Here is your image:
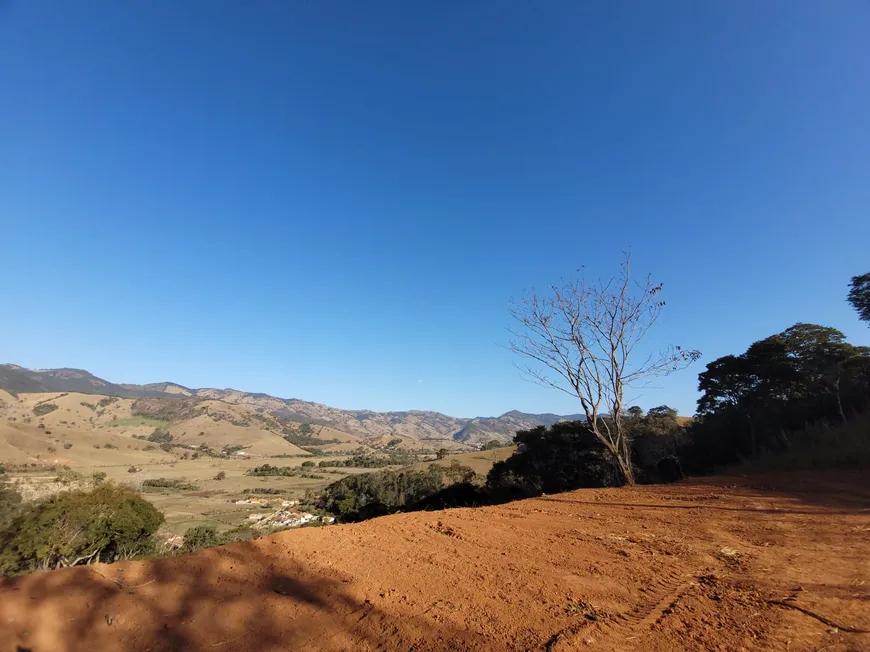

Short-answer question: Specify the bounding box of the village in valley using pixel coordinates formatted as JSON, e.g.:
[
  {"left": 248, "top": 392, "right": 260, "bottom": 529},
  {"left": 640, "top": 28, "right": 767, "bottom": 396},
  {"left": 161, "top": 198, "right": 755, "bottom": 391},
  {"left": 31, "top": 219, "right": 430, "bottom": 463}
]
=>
[{"left": 234, "top": 497, "right": 335, "bottom": 530}]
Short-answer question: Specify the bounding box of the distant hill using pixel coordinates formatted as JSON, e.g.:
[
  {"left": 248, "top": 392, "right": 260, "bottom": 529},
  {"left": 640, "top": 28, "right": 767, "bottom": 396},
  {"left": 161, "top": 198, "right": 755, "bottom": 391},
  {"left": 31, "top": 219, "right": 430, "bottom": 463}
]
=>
[
  {"left": 453, "top": 410, "right": 586, "bottom": 444},
  {"left": 0, "top": 363, "right": 585, "bottom": 446}
]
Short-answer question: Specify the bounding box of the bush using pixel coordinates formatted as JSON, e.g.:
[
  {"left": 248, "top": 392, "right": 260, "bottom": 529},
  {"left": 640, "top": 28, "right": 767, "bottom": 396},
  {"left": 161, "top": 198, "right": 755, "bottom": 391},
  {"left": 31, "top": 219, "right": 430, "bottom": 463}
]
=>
[
  {"left": 301, "top": 461, "right": 315, "bottom": 468},
  {"left": 214, "top": 471, "right": 226, "bottom": 481},
  {"left": 486, "top": 422, "right": 621, "bottom": 497},
  {"left": 63, "top": 442, "right": 73, "bottom": 450},
  {"left": 141, "top": 478, "right": 198, "bottom": 491},
  {"left": 182, "top": 525, "right": 220, "bottom": 552},
  {"left": 131, "top": 397, "right": 200, "bottom": 422},
  {"left": 0, "top": 483, "right": 164, "bottom": 575},
  {"left": 32, "top": 403, "right": 58, "bottom": 416},
  {"left": 245, "top": 464, "right": 323, "bottom": 479},
  {"left": 0, "top": 479, "right": 22, "bottom": 528},
  {"left": 219, "top": 524, "right": 259, "bottom": 544},
  {"left": 147, "top": 428, "right": 174, "bottom": 444},
  {"left": 320, "top": 462, "right": 478, "bottom": 522},
  {"left": 317, "top": 450, "right": 416, "bottom": 469},
  {"left": 55, "top": 469, "right": 83, "bottom": 485}
]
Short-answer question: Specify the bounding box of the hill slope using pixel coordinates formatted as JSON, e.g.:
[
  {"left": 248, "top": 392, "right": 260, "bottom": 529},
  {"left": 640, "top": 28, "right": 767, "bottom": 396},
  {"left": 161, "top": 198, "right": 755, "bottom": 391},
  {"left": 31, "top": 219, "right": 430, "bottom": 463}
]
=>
[
  {"left": 1, "top": 472, "right": 867, "bottom": 651},
  {"left": 1, "top": 364, "right": 586, "bottom": 445}
]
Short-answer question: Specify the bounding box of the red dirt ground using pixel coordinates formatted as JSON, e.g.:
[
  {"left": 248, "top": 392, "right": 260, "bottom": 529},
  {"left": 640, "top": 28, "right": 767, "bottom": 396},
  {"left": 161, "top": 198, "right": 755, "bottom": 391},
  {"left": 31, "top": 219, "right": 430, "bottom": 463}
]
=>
[{"left": 1, "top": 471, "right": 869, "bottom": 651}]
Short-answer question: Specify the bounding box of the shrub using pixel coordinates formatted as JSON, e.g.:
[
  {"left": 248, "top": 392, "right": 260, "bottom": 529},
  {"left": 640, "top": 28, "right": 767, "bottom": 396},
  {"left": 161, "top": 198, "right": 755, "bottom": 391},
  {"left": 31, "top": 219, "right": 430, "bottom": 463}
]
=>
[
  {"left": 33, "top": 403, "right": 58, "bottom": 416},
  {"left": 214, "top": 471, "right": 226, "bottom": 481},
  {"left": 147, "top": 429, "right": 174, "bottom": 444},
  {"left": 159, "top": 442, "right": 173, "bottom": 452},
  {"left": 486, "top": 422, "right": 621, "bottom": 497},
  {"left": 0, "top": 479, "right": 22, "bottom": 528},
  {"left": 0, "top": 483, "right": 163, "bottom": 575},
  {"left": 91, "top": 471, "right": 107, "bottom": 484},
  {"left": 131, "top": 397, "right": 200, "bottom": 421},
  {"left": 301, "top": 461, "right": 315, "bottom": 468},
  {"left": 63, "top": 443, "right": 73, "bottom": 450},
  {"left": 141, "top": 478, "right": 198, "bottom": 491},
  {"left": 182, "top": 525, "right": 220, "bottom": 552},
  {"left": 219, "top": 524, "right": 258, "bottom": 544},
  {"left": 55, "top": 469, "right": 84, "bottom": 485},
  {"left": 320, "top": 463, "right": 477, "bottom": 522}
]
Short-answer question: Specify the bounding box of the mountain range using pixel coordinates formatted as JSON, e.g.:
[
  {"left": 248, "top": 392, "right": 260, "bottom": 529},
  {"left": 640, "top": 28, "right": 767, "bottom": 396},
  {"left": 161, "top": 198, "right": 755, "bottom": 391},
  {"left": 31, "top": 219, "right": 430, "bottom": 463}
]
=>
[{"left": 0, "top": 364, "right": 583, "bottom": 445}]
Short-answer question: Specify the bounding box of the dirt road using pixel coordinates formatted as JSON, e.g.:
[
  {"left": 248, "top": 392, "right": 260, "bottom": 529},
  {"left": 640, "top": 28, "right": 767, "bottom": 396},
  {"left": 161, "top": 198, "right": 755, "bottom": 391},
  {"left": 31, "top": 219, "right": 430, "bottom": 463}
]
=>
[{"left": 1, "top": 471, "right": 868, "bottom": 651}]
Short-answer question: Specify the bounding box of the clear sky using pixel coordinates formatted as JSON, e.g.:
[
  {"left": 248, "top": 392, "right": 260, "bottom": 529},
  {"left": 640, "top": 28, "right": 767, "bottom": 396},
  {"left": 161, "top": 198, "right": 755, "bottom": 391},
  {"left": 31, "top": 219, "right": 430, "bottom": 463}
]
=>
[{"left": 1, "top": 1, "right": 868, "bottom": 418}]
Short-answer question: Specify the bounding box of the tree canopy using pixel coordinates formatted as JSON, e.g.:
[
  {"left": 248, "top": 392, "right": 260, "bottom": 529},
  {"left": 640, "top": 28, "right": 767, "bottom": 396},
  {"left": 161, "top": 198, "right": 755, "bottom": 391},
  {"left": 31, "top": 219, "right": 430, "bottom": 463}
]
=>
[
  {"left": 687, "top": 323, "right": 870, "bottom": 471},
  {"left": 848, "top": 273, "right": 870, "bottom": 325},
  {"left": 0, "top": 483, "right": 164, "bottom": 575}
]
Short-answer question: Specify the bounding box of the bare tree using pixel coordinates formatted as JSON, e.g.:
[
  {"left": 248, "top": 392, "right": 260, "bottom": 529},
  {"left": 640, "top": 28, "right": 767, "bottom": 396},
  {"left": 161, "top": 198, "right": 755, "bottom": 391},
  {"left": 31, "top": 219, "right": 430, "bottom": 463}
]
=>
[{"left": 508, "top": 254, "right": 699, "bottom": 484}]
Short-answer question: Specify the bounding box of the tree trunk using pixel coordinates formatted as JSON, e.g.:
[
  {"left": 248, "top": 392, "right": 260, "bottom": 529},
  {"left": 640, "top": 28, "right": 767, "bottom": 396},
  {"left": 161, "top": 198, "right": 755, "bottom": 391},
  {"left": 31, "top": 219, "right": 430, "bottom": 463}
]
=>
[
  {"left": 607, "top": 444, "right": 635, "bottom": 485},
  {"left": 834, "top": 374, "right": 848, "bottom": 424}
]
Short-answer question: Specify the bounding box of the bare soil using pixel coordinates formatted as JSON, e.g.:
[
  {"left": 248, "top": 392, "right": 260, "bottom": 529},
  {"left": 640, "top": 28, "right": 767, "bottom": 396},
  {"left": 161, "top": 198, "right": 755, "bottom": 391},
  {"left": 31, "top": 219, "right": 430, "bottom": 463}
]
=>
[{"left": 1, "top": 471, "right": 868, "bottom": 651}]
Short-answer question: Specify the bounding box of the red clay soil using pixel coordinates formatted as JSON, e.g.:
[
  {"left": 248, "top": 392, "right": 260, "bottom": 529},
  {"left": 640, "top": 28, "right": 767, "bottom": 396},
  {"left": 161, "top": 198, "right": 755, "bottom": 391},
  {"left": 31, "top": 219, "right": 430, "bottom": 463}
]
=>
[{"left": 1, "top": 471, "right": 869, "bottom": 651}]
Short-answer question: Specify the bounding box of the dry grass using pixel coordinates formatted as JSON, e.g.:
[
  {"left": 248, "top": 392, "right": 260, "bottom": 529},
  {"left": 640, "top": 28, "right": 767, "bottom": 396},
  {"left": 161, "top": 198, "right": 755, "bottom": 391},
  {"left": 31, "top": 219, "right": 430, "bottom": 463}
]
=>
[{"left": 409, "top": 446, "right": 516, "bottom": 476}]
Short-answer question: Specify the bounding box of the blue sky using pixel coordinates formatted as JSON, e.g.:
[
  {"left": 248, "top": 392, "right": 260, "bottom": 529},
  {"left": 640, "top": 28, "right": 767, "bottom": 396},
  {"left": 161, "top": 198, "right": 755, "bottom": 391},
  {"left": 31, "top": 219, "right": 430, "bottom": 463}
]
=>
[{"left": 1, "top": 1, "right": 868, "bottom": 417}]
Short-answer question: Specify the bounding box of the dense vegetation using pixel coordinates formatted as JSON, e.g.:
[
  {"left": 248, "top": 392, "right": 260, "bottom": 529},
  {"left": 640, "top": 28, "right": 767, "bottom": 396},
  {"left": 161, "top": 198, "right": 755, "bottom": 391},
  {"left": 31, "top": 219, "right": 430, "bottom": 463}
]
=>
[
  {"left": 681, "top": 322, "right": 870, "bottom": 473},
  {"left": 246, "top": 464, "right": 325, "bottom": 479},
  {"left": 0, "top": 483, "right": 163, "bottom": 575},
  {"left": 131, "top": 397, "right": 202, "bottom": 421},
  {"left": 319, "top": 461, "right": 477, "bottom": 521},
  {"left": 279, "top": 421, "right": 341, "bottom": 447},
  {"left": 317, "top": 449, "right": 416, "bottom": 468},
  {"left": 32, "top": 402, "right": 58, "bottom": 416},
  {"left": 141, "top": 478, "right": 199, "bottom": 491}
]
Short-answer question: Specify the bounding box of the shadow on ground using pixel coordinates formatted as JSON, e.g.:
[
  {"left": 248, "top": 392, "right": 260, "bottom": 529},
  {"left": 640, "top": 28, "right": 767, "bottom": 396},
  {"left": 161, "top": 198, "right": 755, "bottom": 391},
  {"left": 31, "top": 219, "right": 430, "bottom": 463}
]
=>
[{"left": 0, "top": 540, "right": 476, "bottom": 652}]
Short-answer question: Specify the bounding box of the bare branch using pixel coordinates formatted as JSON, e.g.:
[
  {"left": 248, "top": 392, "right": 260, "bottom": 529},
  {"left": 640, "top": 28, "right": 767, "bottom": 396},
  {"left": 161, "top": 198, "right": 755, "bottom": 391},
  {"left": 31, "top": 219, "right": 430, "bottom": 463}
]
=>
[{"left": 508, "top": 253, "right": 700, "bottom": 484}]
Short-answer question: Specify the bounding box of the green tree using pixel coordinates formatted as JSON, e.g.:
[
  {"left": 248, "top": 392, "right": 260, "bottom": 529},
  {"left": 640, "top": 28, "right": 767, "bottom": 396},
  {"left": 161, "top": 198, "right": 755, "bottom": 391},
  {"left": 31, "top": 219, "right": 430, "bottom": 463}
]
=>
[
  {"left": 182, "top": 525, "right": 220, "bottom": 552},
  {"left": 626, "top": 406, "right": 644, "bottom": 420},
  {"left": 689, "top": 323, "right": 870, "bottom": 470},
  {"left": 0, "top": 483, "right": 163, "bottom": 575},
  {"left": 848, "top": 273, "right": 870, "bottom": 324},
  {"left": 487, "top": 421, "right": 618, "bottom": 496}
]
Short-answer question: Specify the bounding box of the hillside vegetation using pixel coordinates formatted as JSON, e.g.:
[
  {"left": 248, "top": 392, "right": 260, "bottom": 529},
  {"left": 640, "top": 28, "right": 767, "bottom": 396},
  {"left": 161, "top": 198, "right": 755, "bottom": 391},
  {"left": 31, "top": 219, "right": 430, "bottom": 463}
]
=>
[{"left": 0, "top": 363, "right": 592, "bottom": 446}]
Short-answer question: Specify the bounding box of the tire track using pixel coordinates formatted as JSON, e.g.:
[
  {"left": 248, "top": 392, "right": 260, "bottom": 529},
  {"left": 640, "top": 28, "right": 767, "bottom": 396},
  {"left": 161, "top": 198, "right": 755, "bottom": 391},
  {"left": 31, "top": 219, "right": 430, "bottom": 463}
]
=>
[{"left": 545, "top": 566, "right": 699, "bottom": 650}]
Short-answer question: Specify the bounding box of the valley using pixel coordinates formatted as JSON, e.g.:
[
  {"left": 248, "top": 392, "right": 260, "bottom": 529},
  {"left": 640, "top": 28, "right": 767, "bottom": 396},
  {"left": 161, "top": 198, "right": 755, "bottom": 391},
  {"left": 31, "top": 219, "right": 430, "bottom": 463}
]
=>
[{"left": 0, "top": 368, "right": 528, "bottom": 534}]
